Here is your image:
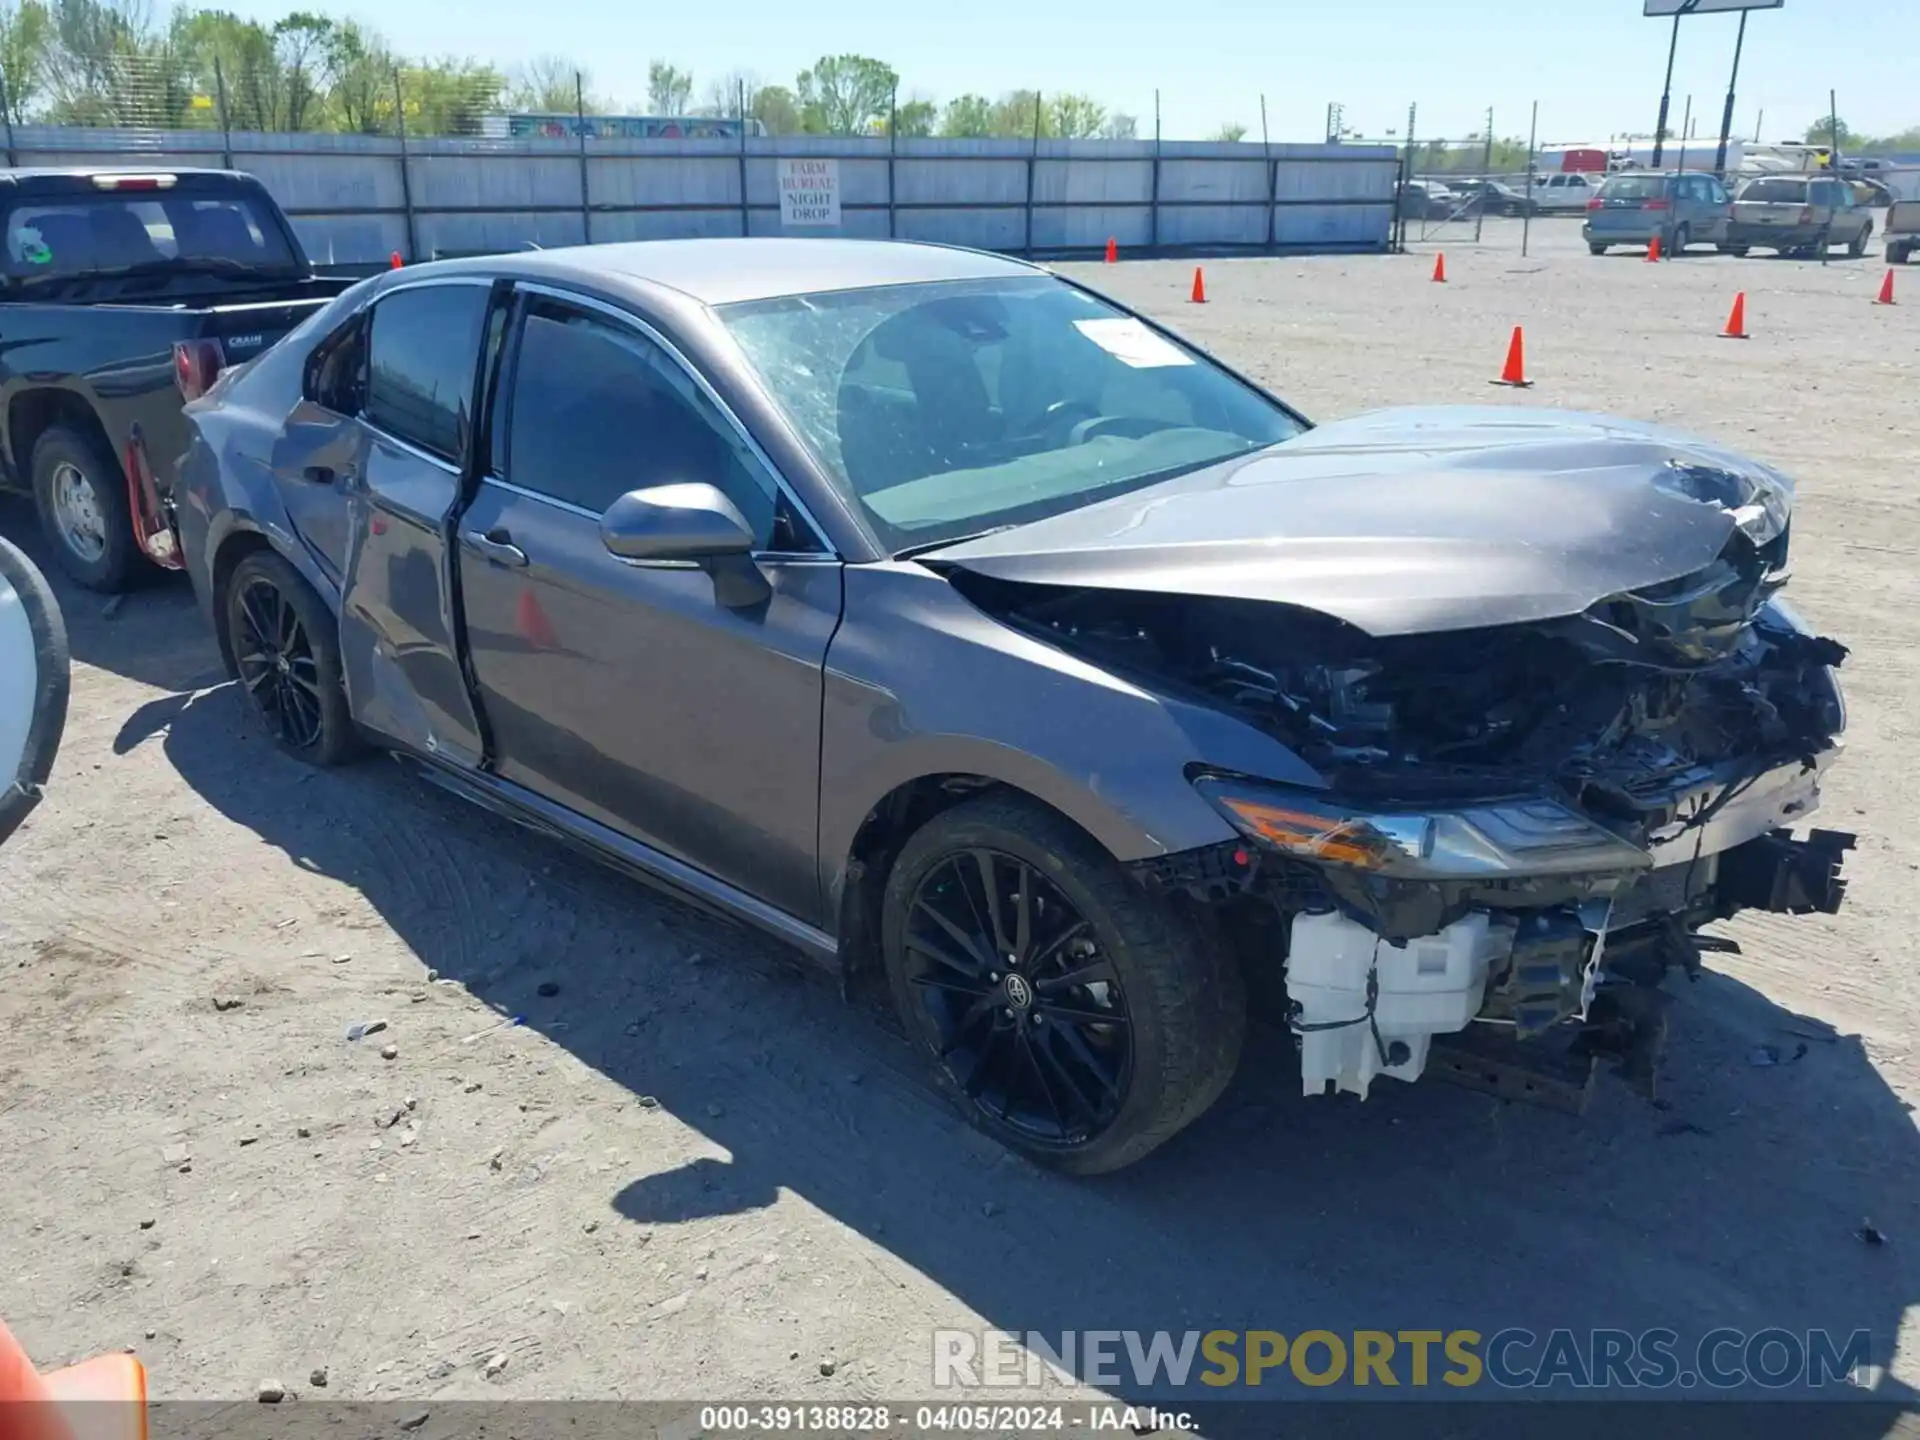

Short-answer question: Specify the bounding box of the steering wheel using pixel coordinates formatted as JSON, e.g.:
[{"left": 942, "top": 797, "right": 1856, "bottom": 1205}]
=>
[
  {"left": 1021, "top": 397, "right": 1101, "bottom": 441},
  {"left": 0, "top": 534, "right": 70, "bottom": 850}
]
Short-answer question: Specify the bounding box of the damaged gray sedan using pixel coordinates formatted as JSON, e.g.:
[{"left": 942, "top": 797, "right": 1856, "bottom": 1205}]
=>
[{"left": 170, "top": 239, "right": 1851, "bottom": 1174}]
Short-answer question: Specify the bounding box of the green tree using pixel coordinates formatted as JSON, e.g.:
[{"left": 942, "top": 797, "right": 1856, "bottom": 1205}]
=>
[
  {"left": 1101, "top": 112, "right": 1137, "bottom": 140},
  {"left": 889, "top": 95, "right": 935, "bottom": 137},
  {"left": 318, "top": 17, "right": 392, "bottom": 133},
  {"left": 1049, "top": 92, "right": 1104, "bottom": 139},
  {"left": 990, "top": 88, "right": 1048, "bottom": 138},
  {"left": 397, "top": 56, "right": 501, "bottom": 136},
  {"left": 646, "top": 59, "right": 690, "bottom": 115},
  {"left": 750, "top": 81, "right": 799, "bottom": 134},
  {"left": 1871, "top": 124, "right": 1920, "bottom": 150},
  {"left": 938, "top": 92, "right": 992, "bottom": 137},
  {"left": 795, "top": 52, "right": 894, "bottom": 134},
  {"left": 0, "top": 0, "right": 53, "bottom": 123},
  {"left": 1209, "top": 121, "right": 1247, "bottom": 142},
  {"left": 46, "top": 0, "right": 191, "bottom": 128},
  {"left": 1804, "top": 115, "right": 1853, "bottom": 147}
]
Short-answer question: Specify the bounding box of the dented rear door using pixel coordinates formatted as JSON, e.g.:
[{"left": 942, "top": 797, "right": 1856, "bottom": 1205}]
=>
[{"left": 331, "top": 278, "right": 495, "bottom": 768}]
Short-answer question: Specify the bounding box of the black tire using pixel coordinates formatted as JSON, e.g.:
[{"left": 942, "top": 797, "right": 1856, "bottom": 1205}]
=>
[
  {"left": 1848, "top": 222, "right": 1870, "bottom": 258},
  {"left": 881, "top": 792, "right": 1245, "bottom": 1176},
  {"left": 1668, "top": 223, "right": 1691, "bottom": 255},
  {"left": 222, "top": 550, "right": 359, "bottom": 767},
  {"left": 1588, "top": 243, "right": 1608, "bottom": 256},
  {"left": 30, "top": 425, "right": 140, "bottom": 593}
]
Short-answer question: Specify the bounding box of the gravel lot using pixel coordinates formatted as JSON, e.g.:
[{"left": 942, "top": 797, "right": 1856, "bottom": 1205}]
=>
[{"left": 3, "top": 216, "right": 1918, "bottom": 1412}]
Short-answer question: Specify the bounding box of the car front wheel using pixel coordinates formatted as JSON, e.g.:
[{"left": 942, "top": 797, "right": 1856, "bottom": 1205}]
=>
[
  {"left": 223, "top": 550, "right": 359, "bottom": 767},
  {"left": 882, "top": 793, "right": 1245, "bottom": 1175}
]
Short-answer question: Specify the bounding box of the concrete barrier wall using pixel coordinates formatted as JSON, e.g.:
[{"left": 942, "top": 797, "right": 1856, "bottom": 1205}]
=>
[{"left": 6, "top": 125, "right": 1400, "bottom": 263}]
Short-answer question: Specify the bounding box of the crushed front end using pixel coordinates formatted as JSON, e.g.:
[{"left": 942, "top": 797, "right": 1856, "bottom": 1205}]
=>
[{"left": 978, "top": 468, "right": 1854, "bottom": 1109}]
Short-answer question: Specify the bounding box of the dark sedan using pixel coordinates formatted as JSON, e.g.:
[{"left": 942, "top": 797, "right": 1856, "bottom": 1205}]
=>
[
  {"left": 171, "top": 239, "right": 1854, "bottom": 1173},
  {"left": 1449, "top": 179, "right": 1535, "bottom": 216}
]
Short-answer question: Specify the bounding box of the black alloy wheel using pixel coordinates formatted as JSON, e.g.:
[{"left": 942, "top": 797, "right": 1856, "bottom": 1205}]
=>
[
  {"left": 902, "top": 846, "right": 1133, "bottom": 1149},
  {"left": 222, "top": 550, "right": 358, "bottom": 767},
  {"left": 234, "top": 574, "right": 324, "bottom": 751}
]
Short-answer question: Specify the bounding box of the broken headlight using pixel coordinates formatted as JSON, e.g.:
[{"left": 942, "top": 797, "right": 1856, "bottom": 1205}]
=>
[{"left": 1195, "top": 778, "right": 1653, "bottom": 881}]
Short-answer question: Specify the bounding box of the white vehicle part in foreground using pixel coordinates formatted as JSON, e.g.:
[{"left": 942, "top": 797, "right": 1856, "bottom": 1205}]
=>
[
  {"left": 1287, "top": 910, "right": 1516, "bottom": 1098},
  {"left": 0, "top": 564, "right": 38, "bottom": 784},
  {"left": 0, "top": 535, "right": 71, "bottom": 849}
]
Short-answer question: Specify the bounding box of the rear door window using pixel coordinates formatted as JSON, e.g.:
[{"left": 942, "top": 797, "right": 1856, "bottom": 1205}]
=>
[
  {"left": 1602, "top": 175, "right": 1667, "bottom": 201},
  {"left": 363, "top": 284, "right": 490, "bottom": 464},
  {"left": 1742, "top": 178, "right": 1807, "bottom": 204}
]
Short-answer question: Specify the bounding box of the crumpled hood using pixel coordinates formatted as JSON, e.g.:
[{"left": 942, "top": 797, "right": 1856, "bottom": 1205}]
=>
[{"left": 930, "top": 406, "right": 1795, "bottom": 637}]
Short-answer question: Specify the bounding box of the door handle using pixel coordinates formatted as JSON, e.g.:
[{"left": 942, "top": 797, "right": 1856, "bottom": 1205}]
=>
[
  {"left": 302, "top": 464, "right": 350, "bottom": 485},
  {"left": 466, "top": 527, "right": 528, "bottom": 567}
]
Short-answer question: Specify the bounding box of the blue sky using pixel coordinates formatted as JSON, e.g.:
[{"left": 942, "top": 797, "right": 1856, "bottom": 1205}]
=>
[{"left": 222, "top": 0, "right": 1918, "bottom": 144}]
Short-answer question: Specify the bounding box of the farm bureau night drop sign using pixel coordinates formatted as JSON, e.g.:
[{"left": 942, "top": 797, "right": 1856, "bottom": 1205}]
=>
[{"left": 780, "top": 158, "right": 841, "bottom": 227}]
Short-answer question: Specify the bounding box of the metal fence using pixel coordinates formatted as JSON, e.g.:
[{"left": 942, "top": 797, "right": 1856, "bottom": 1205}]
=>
[
  {"left": 1, "top": 123, "right": 1403, "bottom": 265},
  {"left": 0, "top": 45, "right": 1404, "bottom": 262}
]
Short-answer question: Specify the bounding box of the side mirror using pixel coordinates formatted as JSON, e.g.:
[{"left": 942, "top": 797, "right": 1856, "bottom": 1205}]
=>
[{"left": 601, "top": 483, "right": 756, "bottom": 563}]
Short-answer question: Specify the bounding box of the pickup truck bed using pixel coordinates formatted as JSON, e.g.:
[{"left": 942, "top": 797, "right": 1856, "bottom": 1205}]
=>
[{"left": 0, "top": 167, "right": 356, "bottom": 590}]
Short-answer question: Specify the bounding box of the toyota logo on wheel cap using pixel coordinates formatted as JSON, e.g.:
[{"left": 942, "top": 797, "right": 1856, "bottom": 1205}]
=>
[{"left": 1003, "top": 973, "right": 1034, "bottom": 1009}]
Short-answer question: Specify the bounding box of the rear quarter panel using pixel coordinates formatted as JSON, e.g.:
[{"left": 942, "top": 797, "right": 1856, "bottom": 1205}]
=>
[{"left": 176, "top": 287, "right": 368, "bottom": 637}]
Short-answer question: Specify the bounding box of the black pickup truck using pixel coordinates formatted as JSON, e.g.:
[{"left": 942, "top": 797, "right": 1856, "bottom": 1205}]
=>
[{"left": 0, "top": 167, "right": 358, "bottom": 590}]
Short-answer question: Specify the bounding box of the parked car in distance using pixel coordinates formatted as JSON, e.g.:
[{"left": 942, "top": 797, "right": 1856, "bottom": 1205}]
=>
[
  {"left": 1396, "top": 178, "right": 1457, "bottom": 219},
  {"left": 1527, "top": 171, "right": 1604, "bottom": 213},
  {"left": 173, "top": 238, "right": 1854, "bottom": 1174},
  {"left": 1886, "top": 200, "right": 1920, "bottom": 264},
  {"left": 0, "top": 167, "right": 356, "bottom": 590},
  {"left": 1448, "top": 179, "right": 1535, "bottom": 216},
  {"left": 1726, "top": 174, "right": 1875, "bottom": 257},
  {"left": 1583, "top": 170, "right": 1732, "bottom": 255}
]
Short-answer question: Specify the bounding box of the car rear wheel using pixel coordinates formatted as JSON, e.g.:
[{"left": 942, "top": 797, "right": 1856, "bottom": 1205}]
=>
[
  {"left": 223, "top": 551, "right": 359, "bottom": 767},
  {"left": 30, "top": 426, "right": 140, "bottom": 593},
  {"left": 1848, "top": 222, "right": 1871, "bottom": 258},
  {"left": 881, "top": 792, "right": 1245, "bottom": 1175},
  {"left": 1588, "top": 243, "right": 1608, "bottom": 256},
  {"left": 1668, "top": 223, "right": 1691, "bottom": 254}
]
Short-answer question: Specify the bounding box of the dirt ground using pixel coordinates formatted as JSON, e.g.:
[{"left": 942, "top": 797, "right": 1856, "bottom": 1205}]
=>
[{"left": 4, "top": 217, "right": 1919, "bottom": 1413}]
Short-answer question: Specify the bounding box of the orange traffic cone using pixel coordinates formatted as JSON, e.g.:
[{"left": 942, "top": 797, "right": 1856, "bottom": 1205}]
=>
[
  {"left": 1490, "top": 326, "right": 1532, "bottom": 388},
  {"left": 1645, "top": 232, "right": 1662, "bottom": 262},
  {"left": 1874, "top": 269, "right": 1896, "bottom": 305},
  {"left": 1190, "top": 267, "right": 1207, "bottom": 303},
  {"left": 1720, "top": 291, "right": 1748, "bottom": 339},
  {"left": 1432, "top": 252, "right": 1447, "bottom": 283},
  {"left": 1104, "top": 237, "right": 1118, "bottom": 264},
  {"left": 389, "top": 250, "right": 403, "bottom": 269}
]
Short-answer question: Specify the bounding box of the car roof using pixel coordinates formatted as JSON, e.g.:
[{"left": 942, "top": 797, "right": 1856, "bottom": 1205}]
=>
[{"left": 428, "top": 237, "right": 1046, "bottom": 307}]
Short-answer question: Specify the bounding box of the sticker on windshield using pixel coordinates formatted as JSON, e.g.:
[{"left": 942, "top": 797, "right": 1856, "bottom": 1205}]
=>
[
  {"left": 1072, "top": 317, "right": 1194, "bottom": 368},
  {"left": 16, "top": 227, "right": 51, "bottom": 265}
]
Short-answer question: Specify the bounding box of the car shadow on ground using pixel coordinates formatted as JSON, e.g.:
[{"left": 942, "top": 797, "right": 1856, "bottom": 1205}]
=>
[
  {"left": 94, "top": 607, "right": 1920, "bottom": 1431},
  {"left": 0, "top": 497, "right": 222, "bottom": 695}
]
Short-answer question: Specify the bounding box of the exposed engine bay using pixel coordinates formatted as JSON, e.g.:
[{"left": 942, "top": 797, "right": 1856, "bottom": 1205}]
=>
[{"left": 947, "top": 511, "right": 1854, "bottom": 1110}]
